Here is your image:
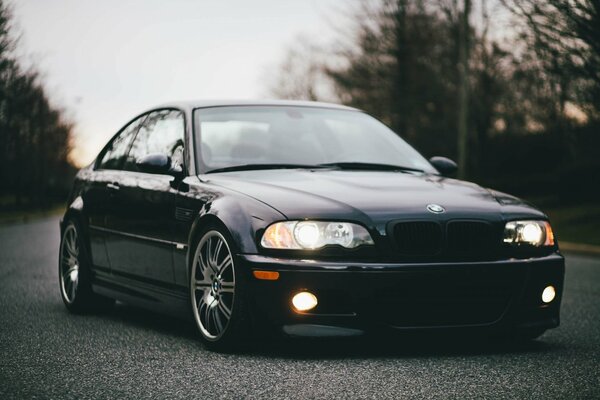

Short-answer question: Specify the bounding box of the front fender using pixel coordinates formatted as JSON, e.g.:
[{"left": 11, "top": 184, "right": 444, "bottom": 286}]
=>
[
  {"left": 61, "top": 195, "right": 85, "bottom": 233},
  {"left": 187, "top": 191, "right": 285, "bottom": 259}
]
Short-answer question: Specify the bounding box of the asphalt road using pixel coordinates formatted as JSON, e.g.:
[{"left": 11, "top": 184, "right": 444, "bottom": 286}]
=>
[{"left": 1, "top": 216, "right": 599, "bottom": 399}]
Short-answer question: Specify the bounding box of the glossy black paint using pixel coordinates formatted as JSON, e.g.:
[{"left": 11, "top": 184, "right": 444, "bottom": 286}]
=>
[
  {"left": 61, "top": 100, "right": 564, "bottom": 336},
  {"left": 136, "top": 153, "right": 177, "bottom": 175},
  {"left": 429, "top": 156, "right": 458, "bottom": 176}
]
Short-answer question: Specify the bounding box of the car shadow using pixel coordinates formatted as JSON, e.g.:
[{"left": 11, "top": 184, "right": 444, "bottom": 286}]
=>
[
  {"left": 98, "top": 301, "right": 199, "bottom": 341},
  {"left": 244, "top": 333, "right": 562, "bottom": 360},
  {"left": 91, "top": 302, "right": 563, "bottom": 359}
]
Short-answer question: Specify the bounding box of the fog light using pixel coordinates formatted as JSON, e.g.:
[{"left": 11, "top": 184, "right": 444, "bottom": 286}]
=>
[
  {"left": 292, "top": 291, "right": 318, "bottom": 312},
  {"left": 542, "top": 285, "right": 556, "bottom": 303}
]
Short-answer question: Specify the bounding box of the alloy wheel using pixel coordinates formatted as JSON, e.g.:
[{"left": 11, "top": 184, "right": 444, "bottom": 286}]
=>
[
  {"left": 60, "top": 224, "right": 80, "bottom": 304},
  {"left": 191, "top": 231, "right": 236, "bottom": 340}
]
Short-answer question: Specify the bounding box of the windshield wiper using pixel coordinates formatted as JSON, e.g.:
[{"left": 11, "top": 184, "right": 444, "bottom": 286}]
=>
[
  {"left": 206, "top": 163, "right": 329, "bottom": 174},
  {"left": 317, "top": 162, "right": 424, "bottom": 173},
  {"left": 206, "top": 162, "right": 424, "bottom": 174}
]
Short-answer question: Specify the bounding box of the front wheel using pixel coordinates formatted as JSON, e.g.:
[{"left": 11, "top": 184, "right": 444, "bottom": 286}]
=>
[{"left": 190, "top": 227, "right": 249, "bottom": 351}]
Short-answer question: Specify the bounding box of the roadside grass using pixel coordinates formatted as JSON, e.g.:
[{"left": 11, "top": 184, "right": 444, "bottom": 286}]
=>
[{"left": 538, "top": 202, "right": 600, "bottom": 246}]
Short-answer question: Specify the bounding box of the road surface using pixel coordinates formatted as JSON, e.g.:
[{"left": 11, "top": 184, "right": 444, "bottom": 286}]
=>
[{"left": 1, "top": 216, "right": 599, "bottom": 398}]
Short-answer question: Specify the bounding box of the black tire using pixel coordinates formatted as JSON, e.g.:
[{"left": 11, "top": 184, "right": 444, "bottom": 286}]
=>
[
  {"left": 59, "top": 219, "right": 114, "bottom": 313},
  {"left": 189, "top": 223, "right": 250, "bottom": 352}
]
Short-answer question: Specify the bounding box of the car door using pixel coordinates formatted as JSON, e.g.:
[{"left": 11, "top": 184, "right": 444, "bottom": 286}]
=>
[
  {"left": 85, "top": 115, "right": 147, "bottom": 273},
  {"left": 103, "top": 109, "right": 185, "bottom": 288}
]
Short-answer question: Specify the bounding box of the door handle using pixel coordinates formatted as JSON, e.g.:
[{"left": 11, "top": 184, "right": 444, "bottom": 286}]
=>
[{"left": 106, "top": 182, "right": 120, "bottom": 191}]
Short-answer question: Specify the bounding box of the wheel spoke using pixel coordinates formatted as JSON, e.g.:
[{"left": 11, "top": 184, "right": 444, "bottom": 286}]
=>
[
  {"left": 197, "top": 297, "right": 208, "bottom": 329},
  {"left": 194, "top": 255, "right": 212, "bottom": 283},
  {"left": 66, "top": 229, "right": 73, "bottom": 247},
  {"left": 198, "top": 295, "right": 208, "bottom": 316},
  {"left": 213, "top": 307, "right": 224, "bottom": 333},
  {"left": 217, "top": 255, "right": 232, "bottom": 275},
  {"left": 206, "top": 237, "right": 213, "bottom": 267},
  {"left": 220, "top": 284, "right": 235, "bottom": 294},
  {"left": 217, "top": 300, "right": 232, "bottom": 319},
  {"left": 194, "top": 279, "right": 211, "bottom": 288},
  {"left": 196, "top": 258, "right": 206, "bottom": 276},
  {"left": 61, "top": 258, "right": 70, "bottom": 270},
  {"left": 201, "top": 248, "right": 217, "bottom": 274},
  {"left": 65, "top": 254, "right": 77, "bottom": 266},
  {"left": 65, "top": 237, "right": 77, "bottom": 257},
  {"left": 62, "top": 267, "right": 76, "bottom": 284},
  {"left": 69, "top": 230, "right": 79, "bottom": 255},
  {"left": 203, "top": 298, "right": 215, "bottom": 332},
  {"left": 213, "top": 240, "right": 223, "bottom": 265},
  {"left": 198, "top": 255, "right": 212, "bottom": 277},
  {"left": 72, "top": 239, "right": 79, "bottom": 256}
]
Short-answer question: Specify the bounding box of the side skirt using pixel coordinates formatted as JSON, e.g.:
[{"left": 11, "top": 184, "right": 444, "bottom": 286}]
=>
[{"left": 92, "top": 268, "right": 191, "bottom": 320}]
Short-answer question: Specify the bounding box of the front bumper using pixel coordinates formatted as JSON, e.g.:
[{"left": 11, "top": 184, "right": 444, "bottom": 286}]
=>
[{"left": 241, "top": 253, "right": 565, "bottom": 337}]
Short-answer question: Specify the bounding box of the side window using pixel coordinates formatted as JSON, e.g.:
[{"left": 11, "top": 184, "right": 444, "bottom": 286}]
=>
[
  {"left": 124, "top": 110, "right": 185, "bottom": 172},
  {"left": 97, "top": 116, "right": 146, "bottom": 170}
]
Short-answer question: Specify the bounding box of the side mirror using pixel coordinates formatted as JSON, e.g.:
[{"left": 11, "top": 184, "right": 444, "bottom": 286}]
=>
[
  {"left": 429, "top": 156, "right": 457, "bottom": 177},
  {"left": 136, "top": 153, "right": 182, "bottom": 176}
]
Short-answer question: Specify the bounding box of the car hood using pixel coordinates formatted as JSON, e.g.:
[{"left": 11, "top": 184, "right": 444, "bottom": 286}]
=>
[{"left": 204, "top": 169, "right": 544, "bottom": 226}]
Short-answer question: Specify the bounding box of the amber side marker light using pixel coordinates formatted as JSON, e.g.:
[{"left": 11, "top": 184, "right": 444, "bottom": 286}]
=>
[{"left": 252, "top": 270, "right": 280, "bottom": 280}]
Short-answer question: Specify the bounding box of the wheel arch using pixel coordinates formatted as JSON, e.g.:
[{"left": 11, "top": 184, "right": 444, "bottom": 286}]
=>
[
  {"left": 185, "top": 194, "right": 284, "bottom": 272},
  {"left": 60, "top": 196, "right": 92, "bottom": 254}
]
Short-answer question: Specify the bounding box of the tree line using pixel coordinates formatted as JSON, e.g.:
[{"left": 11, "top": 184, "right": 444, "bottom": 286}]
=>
[
  {"left": 0, "top": 1, "right": 75, "bottom": 210},
  {"left": 269, "top": 0, "right": 600, "bottom": 201}
]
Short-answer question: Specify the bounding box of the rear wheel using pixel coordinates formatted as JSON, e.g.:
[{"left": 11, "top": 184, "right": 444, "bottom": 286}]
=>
[
  {"left": 59, "top": 220, "right": 114, "bottom": 313},
  {"left": 190, "top": 226, "right": 249, "bottom": 351}
]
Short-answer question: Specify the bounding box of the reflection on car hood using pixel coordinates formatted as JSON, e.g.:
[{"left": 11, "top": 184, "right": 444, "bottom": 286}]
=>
[{"left": 204, "top": 169, "right": 544, "bottom": 225}]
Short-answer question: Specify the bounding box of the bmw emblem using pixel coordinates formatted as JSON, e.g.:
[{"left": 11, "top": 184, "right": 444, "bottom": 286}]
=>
[{"left": 427, "top": 204, "right": 445, "bottom": 214}]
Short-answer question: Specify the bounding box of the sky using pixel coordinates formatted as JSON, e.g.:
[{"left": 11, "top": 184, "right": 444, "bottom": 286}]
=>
[{"left": 12, "top": 0, "right": 343, "bottom": 166}]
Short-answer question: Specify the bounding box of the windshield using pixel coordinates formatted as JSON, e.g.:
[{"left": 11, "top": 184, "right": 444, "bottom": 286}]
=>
[{"left": 194, "top": 106, "right": 436, "bottom": 173}]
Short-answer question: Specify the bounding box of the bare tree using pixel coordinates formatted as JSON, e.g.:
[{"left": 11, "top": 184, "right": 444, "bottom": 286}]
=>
[
  {"left": 266, "top": 36, "right": 331, "bottom": 101},
  {"left": 267, "top": 0, "right": 600, "bottom": 195},
  {"left": 501, "top": 0, "right": 600, "bottom": 119},
  {"left": 457, "top": 0, "right": 471, "bottom": 179},
  {"left": 0, "top": 0, "right": 75, "bottom": 209}
]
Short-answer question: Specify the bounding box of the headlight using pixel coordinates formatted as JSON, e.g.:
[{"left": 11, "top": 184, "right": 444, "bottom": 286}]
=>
[
  {"left": 261, "top": 221, "right": 374, "bottom": 249},
  {"left": 503, "top": 220, "right": 555, "bottom": 247}
]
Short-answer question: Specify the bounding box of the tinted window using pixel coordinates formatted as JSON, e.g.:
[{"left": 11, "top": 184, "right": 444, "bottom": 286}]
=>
[
  {"left": 124, "top": 110, "right": 185, "bottom": 172},
  {"left": 97, "top": 116, "right": 146, "bottom": 170}
]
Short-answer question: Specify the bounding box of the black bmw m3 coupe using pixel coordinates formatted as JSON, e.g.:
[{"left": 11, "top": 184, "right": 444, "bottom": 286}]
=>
[{"left": 59, "top": 100, "right": 564, "bottom": 351}]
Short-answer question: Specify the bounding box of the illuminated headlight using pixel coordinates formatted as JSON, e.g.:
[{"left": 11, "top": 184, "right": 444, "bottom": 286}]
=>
[
  {"left": 503, "top": 220, "right": 555, "bottom": 247},
  {"left": 261, "top": 221, "right": 374, "bottom": 249}
]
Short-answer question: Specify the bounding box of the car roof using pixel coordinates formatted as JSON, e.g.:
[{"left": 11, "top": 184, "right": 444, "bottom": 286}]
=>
[{"left": 152, "top": 99, "right": 361, "bottom": 113}]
